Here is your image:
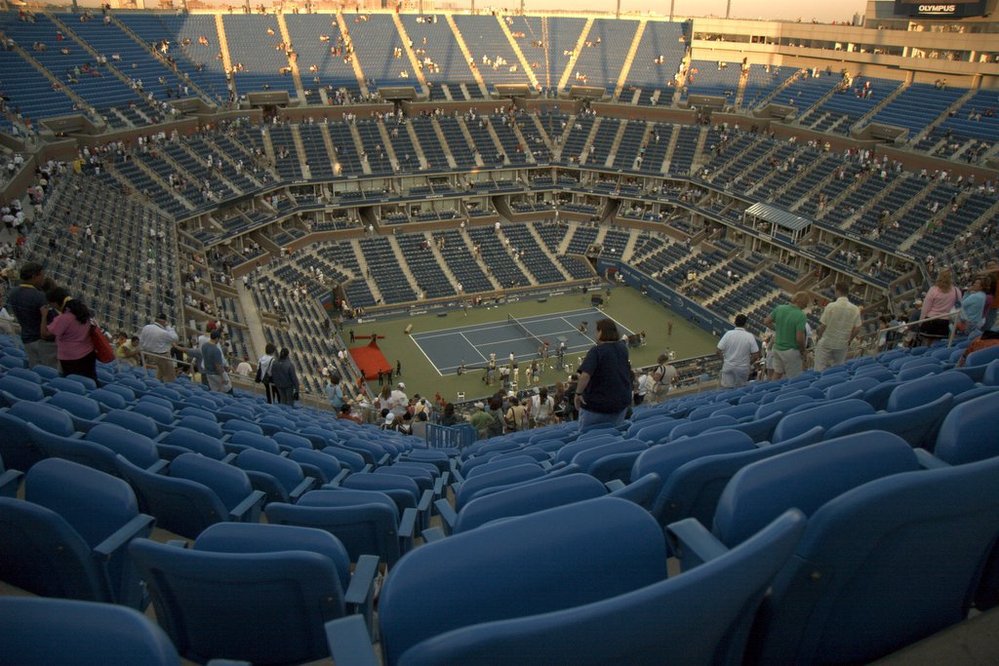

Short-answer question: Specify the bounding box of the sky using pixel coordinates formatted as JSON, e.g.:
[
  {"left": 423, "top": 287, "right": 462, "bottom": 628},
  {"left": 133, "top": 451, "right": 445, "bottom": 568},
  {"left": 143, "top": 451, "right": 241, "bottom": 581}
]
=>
[{"left": 527, "top": 0, "right": 868, "bottom": 23}]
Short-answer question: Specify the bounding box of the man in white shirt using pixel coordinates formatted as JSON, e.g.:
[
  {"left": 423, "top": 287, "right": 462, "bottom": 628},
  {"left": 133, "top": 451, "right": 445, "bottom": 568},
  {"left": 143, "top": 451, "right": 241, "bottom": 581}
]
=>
[
  {"left": 388, "top": 382, "right": 409, "bottom": 417},
  {"left": 235, "top": 356, "right": 254, "bottom": 378},
  {"left": 814, "top": 282, "right": 862, "bottom": 372},
  {"left": 716, "top": 314, "right": 760, "bottom": 388},
  {"left": 139, "top": 312, "right": 179, "bottom": 381}
]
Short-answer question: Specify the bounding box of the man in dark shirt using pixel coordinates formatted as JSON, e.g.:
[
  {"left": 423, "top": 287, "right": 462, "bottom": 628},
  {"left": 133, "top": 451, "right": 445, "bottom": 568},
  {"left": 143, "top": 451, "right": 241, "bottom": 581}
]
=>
[
  {"left": 5, "top": 262, "right": 58, "bottom": 369},
  {"left": 574, "top": 318, "right": 633, "bottom": 431}
]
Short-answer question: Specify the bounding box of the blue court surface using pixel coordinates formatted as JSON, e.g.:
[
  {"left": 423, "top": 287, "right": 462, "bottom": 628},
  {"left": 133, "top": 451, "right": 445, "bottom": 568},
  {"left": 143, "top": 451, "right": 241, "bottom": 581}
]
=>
[{"left": 410, "top": 308, "right": 633, "bottom": 376}]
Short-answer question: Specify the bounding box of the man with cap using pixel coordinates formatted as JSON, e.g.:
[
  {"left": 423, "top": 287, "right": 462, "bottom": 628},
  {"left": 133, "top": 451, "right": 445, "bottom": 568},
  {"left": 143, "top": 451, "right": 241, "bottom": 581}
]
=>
[
  {"left": 388, "top": 381, "right": 408, "bottom": 417},
  {"left": 5, "top": 261, "right": 58, "bottom": 368},
  {"left": 468, "top": 401, "right": 493, "bottom": 439},
  {"left": 139, "top": 312, "right": 180, "bottom": 382}
]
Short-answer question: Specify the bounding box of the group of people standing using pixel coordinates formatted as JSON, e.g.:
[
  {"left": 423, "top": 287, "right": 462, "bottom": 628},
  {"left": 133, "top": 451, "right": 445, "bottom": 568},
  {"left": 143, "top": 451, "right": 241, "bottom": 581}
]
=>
[
  {"left": 717, "top": 282, "right": 863, "bottom": 388},
  {"left": 5, "top": 261, "right": 100, "bottom": 382}
]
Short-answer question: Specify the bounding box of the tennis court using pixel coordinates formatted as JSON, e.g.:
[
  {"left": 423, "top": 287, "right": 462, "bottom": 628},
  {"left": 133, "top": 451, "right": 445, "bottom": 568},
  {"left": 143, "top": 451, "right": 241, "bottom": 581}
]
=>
[{"left": 410, "top": 307, "right": 633, "bottom": 376}]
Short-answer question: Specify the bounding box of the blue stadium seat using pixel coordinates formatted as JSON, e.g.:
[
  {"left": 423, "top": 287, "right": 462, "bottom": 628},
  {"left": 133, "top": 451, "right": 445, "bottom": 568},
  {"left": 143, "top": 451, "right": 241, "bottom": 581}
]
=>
[
  {"left": 130, "top": 522, "right": 377, "bottom": 664},
  {"left": 0, "top": 458, "right": 152, "bottom": 608},
  {"left": 330, "top": 509, "right": 805, "bottom": 666},
  {"left": 116, "top": 452, "right": 264, "bottom": 539},
  {"left": 0, "top": 597, "right": 181, "bottom": 666},
  {"left": 266, "top": 488, "right": 416, "bottom": 568}
]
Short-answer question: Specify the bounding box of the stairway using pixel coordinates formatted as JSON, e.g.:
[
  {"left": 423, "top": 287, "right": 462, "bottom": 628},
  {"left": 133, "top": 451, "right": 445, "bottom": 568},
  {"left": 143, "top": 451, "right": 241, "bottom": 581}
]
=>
[
  {"left": 335, "top": 12, "right": 369, "bottom": 97},
  {"left": 496, "top": 13, "right": 539, "bottom": 91},
  {"left": 660, "top": 125, "right": 680, "bottom": 174},
  {"left": 319, "top": 124, "right": 343, "bottom": 176},
  {"left": 613, "top": 19, "right": 646, "bottom": 101},
  {"left": 457, "top": 118, "right": 486, "bottom": 167},
  {"left": 430, "top": 118, "right": 458, "bottom": 169},
  {"left": 577, "top": 117, "right": 602, "bottom": 166},
  {"left": 605, "top": 120, "right": 629, "bottom": 168},
  {"left": 289, "top": 126, "right": 311, "bottom": 179},
  {"left": 557, "top": 17, "right": 593, "bottom": 93},
  {"left": 275, "top": 13, "right": 305, "bottom": 102},
  {"left": 350, "top": 237, "right": 384, "bottom": 305},
  {"left": 403, "top": 122, "right": 429, "bottom": 170},
  {"left": 527, "top": 224, "right": 572, "bottom": 280},
  {"left": 459, "top": 229, "right": 502, "bottom": 290},
  {"left": 214, "top": 14, "right": 234, "bottom": 80},
  {"left": 377, "top": 122, "right": 401, "bottom": 172},
  {"left": 348, "top": 122, "right": 373, "bottom": 175},
  {"left": 386, "top": 236, "right": 421, "bottom": 296},
  {"left": 446, "top": 14, "right": 488, "bottom": 97},
  {"left": 393, "top": 13, "right": 430, "bottom": 96},
  {"left": 111, "top": 14, "right": 216, "bottom": 102}
]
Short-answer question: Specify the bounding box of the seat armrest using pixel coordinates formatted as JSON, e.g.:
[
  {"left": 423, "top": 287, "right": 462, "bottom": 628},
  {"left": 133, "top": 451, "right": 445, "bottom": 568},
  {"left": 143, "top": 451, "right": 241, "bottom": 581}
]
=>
[
  {"left": 915, "top": 448, "right": 951, "bottom": 469},
  {"left": 223, "top": 442, "right": 248, "bottom": 456},
  {"left": 166, "top": 539, "right": 188, "bottom": 548},
  {"left": 0, "top": 468, "right": 23, "bottom": 497},
  {"left": 604, "top": 479, "right": 625, "bottom": 492},
  {"left": 433, "top": 474, "right": 445, "bottom": 497},
  {"left": 221, "top": 452, "right": 238, "bottom": 464},
  {"left": 154, "top": 443, "right": 189, "bottom": 461},
  {"left": 421, "top": 526, "right": 446, "bottom": 542},
  {"left": 345, "top": 554, "right": 380, "bottom": 631},
  {"left": 399, "top": 507, "right": 418, "bottom": 539},
  {"left": 297, "top": 462, "right": 325, "bottom": 483},
  {"left": 229, "top": 490, "right": 267, "bottom": 522},
  {"left": 417, "top": 488, "right": 434, "bottom": 513},
  {"left": 331, "top": 468, "right": 351, "bottom": 485},
  {"left": 361, "top": 463, "right": 373, "bottom": 473},
  {"left": 93, "top": 513, "right": 155, "bottom": 559},
  {"left": 666, "top": 517, "right": 730, "bottom": 571},
  {"left": 289, "top": 476, "right": 316, "bottom": 501},
  {"left": 325, "top": 615, "right": 380, "bottom": 666},
  {"left": 608, "top": 472, "right": 660, "bottom": 509},
  {"left": 434, "top": 498, "right": 457, "bottom": 533},
  {"left": 146, "top": 459, "right": 169, "bottom": 475},
  {"left": 377, "top": 453, "right": 391, "bottom": 466}
]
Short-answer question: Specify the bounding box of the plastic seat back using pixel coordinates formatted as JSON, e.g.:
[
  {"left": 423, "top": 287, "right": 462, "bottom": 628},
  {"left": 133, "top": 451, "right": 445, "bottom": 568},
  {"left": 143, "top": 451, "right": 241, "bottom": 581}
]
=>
[
  {"left": 378, "top": 497, "right": 668, "bottom": 666},
  {"left": 656, "top": 427, "right": 825, "bottom": 528},
  {"left": 886, "top": 370, "right": 975, "bottom": 412},
  {"left": 933, "top": 392, "right": 999, "bottom": 465},
  {"left": 772, "top": 399, "right": 873, "bottom": 443},
  {"left": 0, "top": 375, "right": 45, "bottom": 403},
  {"left": 229, "top": 431, "right": 281, "bottom": 455},
  {"left": 825, "top": 393, "right": 954, "bottom": 448},
  {"left": 102, "top": 409, "right": 160, "bottom": 439},
  {"left": 714, "top": 431, "right": 918, "bottom": 548},
  {"left": 159, "top": 427, "right": 227, "bottom": 460},
  {"left": 751, "top": 454, "right": 999, "bottom": 665},
  {"left": 85, "top": 423, "right": 161, "bottom": 469},
  {"left": 454, "top": 473, "right": 607, "bottom": 533},
  {"left": 455, "top": 463, "right": 546, "bottom": 510},
  {"left": 130, "top": 534, "right": 344, "bottom": 664},
  {"left": 116, "top": 455, "right": 228, "bottom": 539},
  {"left": 267, "top": 488, "right": 403, "bottom": 566},
  {"left": 0, "top": 597, "right": 180, "bottom": 666},
  {"left": 393, "top": 511, "right": 804, "bottom": 666}
]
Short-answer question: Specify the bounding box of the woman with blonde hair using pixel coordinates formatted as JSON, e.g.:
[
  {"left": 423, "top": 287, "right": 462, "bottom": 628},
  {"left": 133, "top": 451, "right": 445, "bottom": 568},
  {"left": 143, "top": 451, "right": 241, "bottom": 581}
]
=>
[{"left": 918, "top": 270, "right": 961, "bottom": 344}]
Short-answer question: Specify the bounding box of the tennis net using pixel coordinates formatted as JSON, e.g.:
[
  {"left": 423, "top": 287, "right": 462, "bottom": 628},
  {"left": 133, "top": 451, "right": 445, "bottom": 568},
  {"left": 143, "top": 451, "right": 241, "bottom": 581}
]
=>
[{"left": 507, "top": 314, "right": 545, "bottom": 350}]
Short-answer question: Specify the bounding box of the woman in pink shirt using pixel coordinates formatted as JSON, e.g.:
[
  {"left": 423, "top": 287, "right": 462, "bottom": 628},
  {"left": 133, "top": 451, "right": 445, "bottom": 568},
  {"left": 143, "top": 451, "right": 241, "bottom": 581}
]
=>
[
  {"left": 39, "top": 285, "right": 97, "bottom": 382},
  {"left": 919, "top": 270, "right": 962, "bottom": 343}
]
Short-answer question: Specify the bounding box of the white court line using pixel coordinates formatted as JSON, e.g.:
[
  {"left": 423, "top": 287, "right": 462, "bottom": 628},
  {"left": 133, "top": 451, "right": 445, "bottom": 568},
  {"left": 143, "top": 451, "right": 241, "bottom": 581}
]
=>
[
  {"left": 411, "top": 306, "right": 598, "bottom": 341},
  {"left": 461, "top": 331, "right": 490, "bottom": 364},
  {"left": 410, "top": 336, "right": 444, "bottom": 377}
]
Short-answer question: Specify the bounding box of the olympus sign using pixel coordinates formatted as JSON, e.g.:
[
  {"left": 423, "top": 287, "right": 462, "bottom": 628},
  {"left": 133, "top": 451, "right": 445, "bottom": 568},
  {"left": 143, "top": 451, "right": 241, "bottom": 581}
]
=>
[{"left": 917, "top": 4, "right": 957, "bottom": 11}]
